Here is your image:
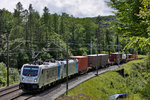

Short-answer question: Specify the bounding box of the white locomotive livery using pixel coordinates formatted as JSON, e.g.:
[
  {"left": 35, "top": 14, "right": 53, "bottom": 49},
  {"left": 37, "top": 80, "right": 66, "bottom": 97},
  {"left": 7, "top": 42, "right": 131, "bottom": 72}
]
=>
[{"left": 19, "top": 59, "right": 78, "bottom": 91}]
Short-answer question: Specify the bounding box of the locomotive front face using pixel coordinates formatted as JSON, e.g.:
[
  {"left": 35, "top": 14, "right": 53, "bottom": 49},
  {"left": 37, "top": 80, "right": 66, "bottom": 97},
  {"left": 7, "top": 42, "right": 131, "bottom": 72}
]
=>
[
  {"left": 21, "top": 65, "right": 39, "bottom": 83},
  {"left": 19, "top": 65, "right": 40, "bottom": 91}
]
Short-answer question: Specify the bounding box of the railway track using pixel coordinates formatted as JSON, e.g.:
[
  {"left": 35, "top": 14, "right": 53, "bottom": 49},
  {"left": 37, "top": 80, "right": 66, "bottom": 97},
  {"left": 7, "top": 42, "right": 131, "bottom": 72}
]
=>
[
  {"left": 0, "top": 84, "right": 19, "bottom": 97},
  {"left": 0, "top": 84, "right": 24, "bottom": 100},
  {"left": 0, "top": 85, "right": 34, "bottom": 100},
  {"left": 10, "top": 92, "right": 35, "bottom": 100}
]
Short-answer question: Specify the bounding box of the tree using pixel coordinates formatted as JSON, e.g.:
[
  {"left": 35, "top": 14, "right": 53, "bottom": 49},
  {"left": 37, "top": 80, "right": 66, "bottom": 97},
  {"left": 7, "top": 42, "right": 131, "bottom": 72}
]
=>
[
  {"left": 11, "top": 2, "right": 24, "bottom": 40},
  {"left": 28, "top": 4, "right": 34, "bottom": 42},
  {"left": 60, "top": 13, "right": 65, "bottom": 37},
  {"left": 59, "top": 13, "right": 70, "bottom": 41},
  {"left": 13, "top": 2, "right": 23, "bottom": 24},
  {"left": 70, "top": 15, "right": 76, "bottom": 42},
  {"left": 0, "top": 2, "right": 115, "bottom": 69},
  {"left": 53, "top": 13, "right": 59, "bottom": 33},
  {"left": 106, "top": 29, "right": 112, "bottom": 46},
  {"left": 96, "top": 16, "right": 103, "bottom": 53},
  {"left": 108, "top": 0, "right": 150, "bottom": 51},
  {"left": 43, "top": 7, "right": 49, "bottom": 42}
]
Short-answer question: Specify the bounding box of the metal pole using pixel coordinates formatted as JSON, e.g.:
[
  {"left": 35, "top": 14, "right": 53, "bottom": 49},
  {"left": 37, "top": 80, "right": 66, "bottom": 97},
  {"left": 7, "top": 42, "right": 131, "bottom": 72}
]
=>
[
  {"left": 118, "top": 45, "right": 120, "bottom": 66},
  {"left": 66, "top": 33, "right": 69, "bottom": 95},
  {"left": 96, "top": 40, "right": 98, "bottom": 76},
  {"left": 6, "top": 33, "right": 9, "bottom": 86},
  {"left": 109, "top": 46, "right": 110, "bottom": 57},
  {"left": 117, "top": 35, "right": 120, "bottom": 67},
  {"left": 90, "top": 40, "right": 92, "bottom": 55},
  {"left": 96, "top": 53, "right": 98, "bottom": 75}
]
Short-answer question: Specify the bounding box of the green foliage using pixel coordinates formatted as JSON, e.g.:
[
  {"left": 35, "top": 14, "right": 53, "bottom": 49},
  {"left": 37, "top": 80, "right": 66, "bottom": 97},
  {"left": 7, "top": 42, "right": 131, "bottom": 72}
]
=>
[
  {"left": 146, "top": 52, "right": 150, "bottom": 70},
  {"left": 0, "top": 63, "right": 7, "bottom": 87},
  {"left": 108, "top": 0, "right": 150, "bottom": 97},
  {"left": 9, "top": 67, "right": 20, "bottom": 84},
  {"left": 0, "top": 9, "right": 13, "bottom": 39},
  {"left": 0, "top": 1, "right": 137, "bottom": 70},
  {"left": 141, "top": 79, "right": 150, "bottom": 99},
  {"left": 140, "top": 52, "right": 150, "bottom": 99},
  {"left": 39, "top": 49, "right": 51, "bottom": 60},
  {"left": 108, "top": 0, "right": 150, "bottom": 51},
  {"left": 0, "top": 62, "right": 20, "bottom": 87},
  {"left": 0, "top": 2, "right": 117, "bottom": 70}
]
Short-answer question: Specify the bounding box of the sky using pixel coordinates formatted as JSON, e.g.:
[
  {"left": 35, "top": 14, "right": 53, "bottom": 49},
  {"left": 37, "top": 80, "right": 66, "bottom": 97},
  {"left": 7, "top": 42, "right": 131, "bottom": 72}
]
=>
[{"left": 0, "top": 0, "right": 114, "bottom": 18}]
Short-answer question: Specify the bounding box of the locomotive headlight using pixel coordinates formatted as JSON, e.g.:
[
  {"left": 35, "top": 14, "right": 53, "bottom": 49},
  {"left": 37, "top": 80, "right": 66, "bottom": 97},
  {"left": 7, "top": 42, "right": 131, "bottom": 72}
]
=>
[
  {"left": 22, "top": 77, "right": 24, "bottom": 81},
  {"left": 34, "top": 78, "right": 37, "bottom": 82}
]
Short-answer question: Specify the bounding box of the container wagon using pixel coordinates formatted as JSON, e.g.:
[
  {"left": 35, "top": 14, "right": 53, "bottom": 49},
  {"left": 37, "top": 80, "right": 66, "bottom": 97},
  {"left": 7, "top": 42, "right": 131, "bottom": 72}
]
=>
[
  {"left": 131, "top": 54, "right": 137, "bottom": 59},
  {"left": 109, "top": 53, "right": 122, "bottom": 64},
  {"left": 88, "top": 54, "right": 109, "bottom": 69},
  {"left": 127, "top": 54, "right": 137, "bottom": 61},
  {"left": 121, "top": 54, "right": 127, "bottom": 63},
  {"left": 70, "top": 56, "right": 88, "bottom": 74},
  {"left": 87, "top": 55, "right": 98, "bottom": 69},
  {"left": 98, "top": 54, "right": 109, "bottom": 67}
]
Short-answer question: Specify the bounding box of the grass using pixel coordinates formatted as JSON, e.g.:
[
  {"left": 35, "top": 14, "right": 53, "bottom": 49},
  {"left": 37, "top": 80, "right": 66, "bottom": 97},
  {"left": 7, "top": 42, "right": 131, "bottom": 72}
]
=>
[
  {"left": 138, "top": 55, "right": 147, "bottom": 58},
  {"left": 57, "top": 57, "right": 148, "bottom": 100}
]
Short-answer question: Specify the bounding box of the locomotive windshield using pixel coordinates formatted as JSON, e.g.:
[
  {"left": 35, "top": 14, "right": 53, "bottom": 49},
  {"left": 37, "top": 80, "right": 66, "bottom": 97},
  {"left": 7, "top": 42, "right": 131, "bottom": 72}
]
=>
[{"left": 23, "top": 66, "right": 39, "bottom": 77}]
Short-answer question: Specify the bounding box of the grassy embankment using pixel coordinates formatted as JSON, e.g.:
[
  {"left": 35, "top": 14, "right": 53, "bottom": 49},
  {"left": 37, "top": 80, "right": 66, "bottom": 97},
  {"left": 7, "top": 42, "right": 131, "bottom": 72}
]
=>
[
  {"left": 57, "top": 55, "right": 148, "bottom": 100},
  {"left": 0, "top": 62, "right": 20, "bottom": 87}
]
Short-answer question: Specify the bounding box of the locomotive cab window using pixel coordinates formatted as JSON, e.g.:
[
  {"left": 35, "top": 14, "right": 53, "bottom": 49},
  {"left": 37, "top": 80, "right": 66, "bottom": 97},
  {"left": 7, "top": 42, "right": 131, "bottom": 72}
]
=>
[{"left": 23, "top": 66, "right": 39, "bottom": 77}]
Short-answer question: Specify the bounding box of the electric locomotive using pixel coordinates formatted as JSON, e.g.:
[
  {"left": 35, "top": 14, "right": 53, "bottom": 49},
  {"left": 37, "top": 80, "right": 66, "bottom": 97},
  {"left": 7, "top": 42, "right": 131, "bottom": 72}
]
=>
[{"left": 19, "top": 59, "right": 78, "bottom": 91}]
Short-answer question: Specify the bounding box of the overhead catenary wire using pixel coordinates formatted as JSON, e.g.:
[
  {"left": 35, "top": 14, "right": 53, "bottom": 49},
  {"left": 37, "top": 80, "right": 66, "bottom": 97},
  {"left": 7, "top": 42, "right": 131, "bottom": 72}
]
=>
[{"left": 1, "top": 38, "right": 116, "bottom": 61}]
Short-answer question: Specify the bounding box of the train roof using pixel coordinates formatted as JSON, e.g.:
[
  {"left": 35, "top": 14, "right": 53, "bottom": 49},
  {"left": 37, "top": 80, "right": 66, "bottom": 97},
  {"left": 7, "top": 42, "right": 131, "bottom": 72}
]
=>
[
  {"left": 127, "top": 54, "right": 133, "bottom": 55},
  {"left": 39, "top": 63, "right": 60, "bottom": 69},
  {"left": 98, "top": 54, "right": 108, "bottom": 56},
  {"left": 111, "top": 53, "right": 122, "bottom": 54},
  {"left": 59, "top": 59, "right": 76, "bottom": 64},
  {"left": 23, "top": 59, "right": 76, "bottom": 69},
  {"left": 70, "top": 56, "right": 88, "bottom": 58},
  {"left": 87, "top": 54, "right": 108, "bottom": 56},
  {"left": 23, "top": 62, "right": 60, "bottom": 69}
]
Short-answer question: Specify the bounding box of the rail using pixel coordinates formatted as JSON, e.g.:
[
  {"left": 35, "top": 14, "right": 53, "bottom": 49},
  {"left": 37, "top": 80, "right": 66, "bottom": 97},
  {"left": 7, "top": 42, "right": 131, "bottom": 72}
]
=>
[{"left": 0, "top": 84, "right": 20, "bottom": 97}]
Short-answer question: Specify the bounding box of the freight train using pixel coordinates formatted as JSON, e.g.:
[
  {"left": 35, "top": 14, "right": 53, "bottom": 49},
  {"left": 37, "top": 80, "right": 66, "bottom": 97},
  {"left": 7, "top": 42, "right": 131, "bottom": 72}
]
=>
[{"left": 19, "top": 53, "right": 137, "bottom": 91}]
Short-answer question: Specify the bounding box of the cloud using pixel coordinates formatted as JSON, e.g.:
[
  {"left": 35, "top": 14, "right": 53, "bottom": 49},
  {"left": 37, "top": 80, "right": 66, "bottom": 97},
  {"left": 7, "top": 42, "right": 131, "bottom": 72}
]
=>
[{"left": 0, "top": 0, "right": 114, "bottom": 18}]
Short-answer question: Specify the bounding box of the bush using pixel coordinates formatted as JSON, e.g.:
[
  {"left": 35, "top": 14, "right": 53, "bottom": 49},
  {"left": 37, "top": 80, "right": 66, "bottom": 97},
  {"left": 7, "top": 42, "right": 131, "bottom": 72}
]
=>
[
  {"left": 146, "top": 52, "right": 150, "bottom": 71},
  {"left": 141, "top": 79, "right": 150, "bottom": 99},
  {"left": 0, "top": 63, "right": 7, "bottom": 87},
  {"left": 9, "top": 67, "right": 20, "bottom": 85},
  {"left": 141, "top": 52, "right": 150, "bottom": 99},
  {"left": 0, "top": 62, "right": 20, "bottom": 88}
]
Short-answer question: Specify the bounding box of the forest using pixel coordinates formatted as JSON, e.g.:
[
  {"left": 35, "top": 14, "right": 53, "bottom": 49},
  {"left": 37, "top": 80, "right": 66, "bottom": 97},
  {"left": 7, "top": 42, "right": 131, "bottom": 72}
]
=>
[
  {"left": 0, "top": 0, "right": 149, "bottom": 70},
  {"left": 0, "top": 2, "right": 116, "bottom": 69}
]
